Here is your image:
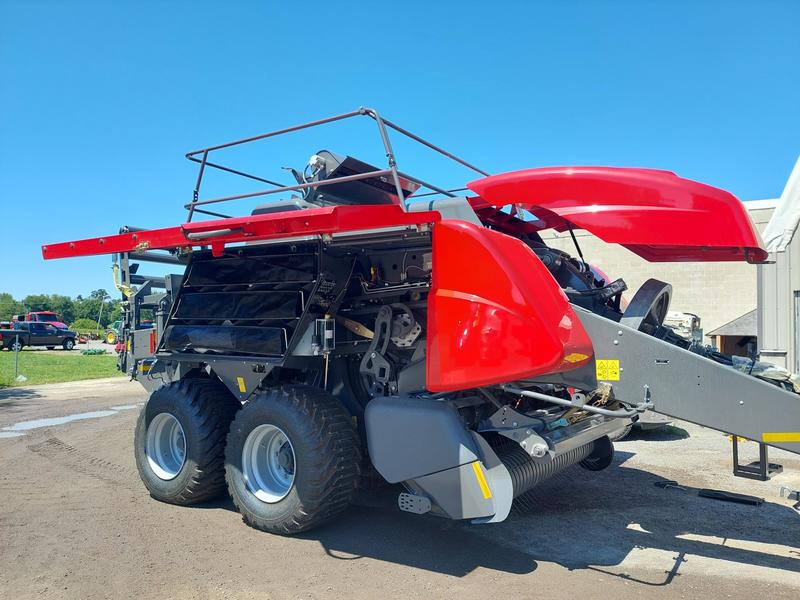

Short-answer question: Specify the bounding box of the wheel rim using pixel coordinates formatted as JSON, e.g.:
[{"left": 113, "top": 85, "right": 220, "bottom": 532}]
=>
[
  {"left": 242, "top": 424, "right": 296, "bottom": 503},
  {"left": 145, "top": 413, "right": 187, "bottom": 480}
]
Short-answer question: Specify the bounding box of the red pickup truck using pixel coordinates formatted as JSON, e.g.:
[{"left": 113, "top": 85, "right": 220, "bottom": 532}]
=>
[{"left": 13, "top": 311, "right": 69, "bottom": 331}]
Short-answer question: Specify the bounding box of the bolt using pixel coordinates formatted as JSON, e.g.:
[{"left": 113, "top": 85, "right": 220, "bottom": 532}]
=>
[
  {"left": 739, "top": 400, "right": 744, "bottom": 405},
  {"left": 613, "top": 340, "right": 619, "bottom": 345},
  {"left": 371, "top": 352, "right": 376, "bottom": 358},
  {"left": 512, "top": 422, "right": 518, "bottom": 427},
  {"left": 526, "top": 429, "right": 532, "bottom": 435},
  {"left": 531, "top": 444, "right": 548, "bottom": 458},
  {"left": 617, "top": 330, "right": 623, "bottom": 335}
]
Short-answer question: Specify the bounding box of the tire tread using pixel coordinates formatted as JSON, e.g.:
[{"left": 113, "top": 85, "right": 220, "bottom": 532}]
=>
[
  {"left": 225, "top": 384, "right": 361, "bottom": 535},
  {"left": 136, "top": 378, "right": 239, "bottom": 505}
]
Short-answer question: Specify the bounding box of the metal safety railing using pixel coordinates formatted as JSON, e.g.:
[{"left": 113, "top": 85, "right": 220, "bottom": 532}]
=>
[{"left": 183, "top": 107, "right": 489, "bottom": 222}]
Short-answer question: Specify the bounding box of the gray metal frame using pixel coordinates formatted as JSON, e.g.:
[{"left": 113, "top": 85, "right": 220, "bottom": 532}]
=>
[
  {"left": 184, "top": 107, "right": 489, "bottom": 221},
  {"left": 574, "top": 307, "right": 800, "bottom": 455}
]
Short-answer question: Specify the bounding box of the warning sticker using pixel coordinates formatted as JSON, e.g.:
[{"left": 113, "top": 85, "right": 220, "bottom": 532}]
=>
[{"left": 596, "top": 359, "right": 620, "bottom": 381}]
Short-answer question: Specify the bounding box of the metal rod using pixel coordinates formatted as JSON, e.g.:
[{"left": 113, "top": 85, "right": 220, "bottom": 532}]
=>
[
  {"left": 185, "top": 227, "right": 242, "bottom": 240},
  {"left": 361, "top": 107, "right": 408, "bottom": 209},
  {"left": 397, "top": 171, "right": 457, "bottom": 198},
  {"left": 568, "top": 226, "right": 585, "bottom": 263},
  {"left": 377, "top": 114, "right": 490, "bottom": 176},
  {"left": 184, "top": 168, "right": 395, "bottom": 208},
  {"left": 128, "top": 252, "right": 184, "bottom": 265},
  {"left": 189, "top": 207, "right": 234, "bottom": 219},
  {"left": 188, "top": 150, "right": 209, "bottom": 222},
  {"left": 14, "top": 334, "right": 20, "bottom": 379},
  {"left": 186, "top": 155, "right": 285, "bottom": 188},
  {"left": 501, "top": 385, "right": 642, "bottom": 418},
  {"left": 411, "top": 186, "right": 469, "bottom": 198},
  {"left": 185, "top": 110, "right": 363, "bottom": 157}
]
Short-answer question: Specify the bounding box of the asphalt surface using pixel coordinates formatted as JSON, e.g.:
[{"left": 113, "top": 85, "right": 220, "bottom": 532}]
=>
[{"left": 1, "top": 378, "right": 799, "bottom": 600}]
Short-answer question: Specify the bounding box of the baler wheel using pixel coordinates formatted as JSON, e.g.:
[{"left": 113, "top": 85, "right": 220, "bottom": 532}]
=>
[
  {"left": 224, "top": 385, "right": 361, "bottom": 535},
  {"left": 134, "top": 378, "right": 240, "bottom": 505}
]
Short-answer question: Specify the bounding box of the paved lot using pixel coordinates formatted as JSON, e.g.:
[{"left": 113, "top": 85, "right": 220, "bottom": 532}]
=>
[{"left": 1, "top": 378, "right": 799, "bottom": 599}]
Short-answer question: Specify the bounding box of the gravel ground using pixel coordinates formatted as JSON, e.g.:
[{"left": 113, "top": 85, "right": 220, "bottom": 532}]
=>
[{"left": 0, "top": 378, "right": 798, "bottom": 600}]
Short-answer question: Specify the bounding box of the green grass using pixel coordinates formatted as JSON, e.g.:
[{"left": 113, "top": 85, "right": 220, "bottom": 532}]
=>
[{"left": 0, "top": 350, "right": 124, "bottom": 387}]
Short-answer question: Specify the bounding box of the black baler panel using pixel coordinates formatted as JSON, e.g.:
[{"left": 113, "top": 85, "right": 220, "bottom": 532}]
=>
[
  {"left": 175, "top": 291, "right": 301, "bottom": 320},
  {"left": 187, "top": 254, "right": 316, "bottom": 285},
  {"left": 164, "top": 325, "right": 285, "bottom": 356}
]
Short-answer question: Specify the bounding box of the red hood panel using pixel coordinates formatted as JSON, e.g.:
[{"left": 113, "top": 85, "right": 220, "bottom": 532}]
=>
[
  {"left": 427, "top": 220, "right": 593, "bottom": 393},
  {"left": 468, "top": 167, "right": 768, "bottom": 263}
]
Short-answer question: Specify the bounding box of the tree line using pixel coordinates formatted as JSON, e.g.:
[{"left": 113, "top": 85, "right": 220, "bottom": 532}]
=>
[{"left": 0, "top": 290, "right": 123, "bottom": 328}]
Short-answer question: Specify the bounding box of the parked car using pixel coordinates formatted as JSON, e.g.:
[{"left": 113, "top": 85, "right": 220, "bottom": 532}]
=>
[{"left": 1, "top": 322, "right": 78, "bottom": 351}]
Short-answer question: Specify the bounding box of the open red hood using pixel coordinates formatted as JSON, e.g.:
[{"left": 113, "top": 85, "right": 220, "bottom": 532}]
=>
[{"left": 467, "top": 167, "right": 768, "bottom": 263}]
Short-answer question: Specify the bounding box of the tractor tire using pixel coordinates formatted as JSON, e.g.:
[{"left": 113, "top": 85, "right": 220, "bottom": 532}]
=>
[
  {"left": 135, "top": 378, "right": 240, "bottom": 505},
  {"left": 225, "top": 385, "right": 361, "bottom": 535},
  {"left": 106, "top": 331, "right": 117, "bottom": 345},
  {"left": 62, "top": 339, "right": 75, "bottom": 351}
]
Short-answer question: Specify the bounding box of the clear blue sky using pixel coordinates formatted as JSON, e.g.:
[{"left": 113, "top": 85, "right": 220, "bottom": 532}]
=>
[{"left": 1, "top": 0, "right": 798, "bottom": 298}]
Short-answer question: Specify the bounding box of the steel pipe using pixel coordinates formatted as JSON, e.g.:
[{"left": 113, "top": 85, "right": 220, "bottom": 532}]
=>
[{"left": 501, "top": 385, "right": 645, "bottom": 418}]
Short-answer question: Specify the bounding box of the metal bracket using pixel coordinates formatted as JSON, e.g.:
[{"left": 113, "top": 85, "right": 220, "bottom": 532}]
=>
[
  {"left": 732, "top": 436, "right": 783, "bottom": 481},
  {"left": 398, "top": 492, "right": 431, "bottom": 515},
  {"left": 479, "top": 405, "right": 552, "bottom": 459},
  {"left": 359, "top": 305, "right": 394, "bottom": 393}
]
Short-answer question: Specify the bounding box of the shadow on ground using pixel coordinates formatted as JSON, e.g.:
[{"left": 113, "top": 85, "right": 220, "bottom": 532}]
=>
[
  {"left": 189, "top": 449, "right": 799, "bottom": 584},
  {"left": 0, "top": 387, "right": 42, "bottom": 416},
  {"left": 625, "top": 424, "right": 691, "bottom": 442},
  {"left": 314, "top": 451, "right": 799, "bottom": 581}
]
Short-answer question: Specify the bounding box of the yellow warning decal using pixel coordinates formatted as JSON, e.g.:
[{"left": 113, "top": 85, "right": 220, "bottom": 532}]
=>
[
  {"left": 236, "top": 377, "right": 246, "bottom": 393},
  {"left": 471, "top": 461, "right": 493, "bottom": 499},
  {"left": 564, "top": 352, "right": 590, "bottom": 363},
  {"left": 595, "top": 359, "right": 620, "bottom": 381},
  {"left": 762, "top": 432, "right": 800, "bottom": 443}
]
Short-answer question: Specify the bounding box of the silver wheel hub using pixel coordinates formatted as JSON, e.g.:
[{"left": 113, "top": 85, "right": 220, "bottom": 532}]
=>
[
  {"left": 242, "top": 424, "right": 295, "bottom": 503},
  {"left": 145, "top": 413, "right": 187, "bottom": 480}
]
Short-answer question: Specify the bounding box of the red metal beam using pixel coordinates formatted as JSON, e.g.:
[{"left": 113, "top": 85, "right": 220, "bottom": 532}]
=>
[{"left": 42, "top": 205, "right": 440, "bottom": 260}]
